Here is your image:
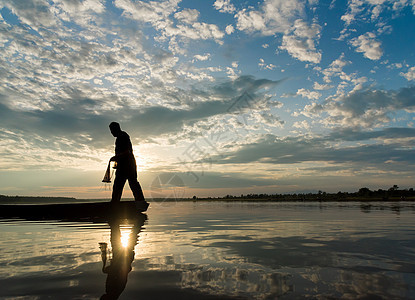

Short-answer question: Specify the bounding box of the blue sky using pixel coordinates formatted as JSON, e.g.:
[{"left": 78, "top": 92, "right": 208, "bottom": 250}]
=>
[{"left": 1, "top": 0, "right": 415, "bottom": 198}]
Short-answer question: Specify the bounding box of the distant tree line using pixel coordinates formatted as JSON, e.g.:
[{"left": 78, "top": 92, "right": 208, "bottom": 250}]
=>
[
  {"left": 212, "top": 185, "right": 415, "bottom": 201},
  {"left": 0, "top": 195, "right": 76, "bottom": 203},
  {"left": 3, "top": 186, "right": 415, "bottom": 203}
]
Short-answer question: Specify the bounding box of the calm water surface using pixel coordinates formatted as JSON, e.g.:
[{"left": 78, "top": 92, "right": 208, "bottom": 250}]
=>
[{"left": 1, "top": 201, "right": 415, "bottom": 299}]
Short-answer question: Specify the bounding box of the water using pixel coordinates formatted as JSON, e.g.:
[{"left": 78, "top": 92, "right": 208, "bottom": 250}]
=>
[{"left": 1, "top": 201, "right": 415, "bottom": 299}]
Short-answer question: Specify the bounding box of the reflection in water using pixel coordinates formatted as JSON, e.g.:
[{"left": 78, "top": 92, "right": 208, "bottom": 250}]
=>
[
  {"left": 1, "top": 202, "right": 415, "bottom": 299},
  {"left": 99, "top": 216, "right": 146, "bottom": 300}
]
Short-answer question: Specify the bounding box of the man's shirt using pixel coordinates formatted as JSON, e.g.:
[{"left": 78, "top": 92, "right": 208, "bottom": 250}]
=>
[
  {"left": 115, "top": 131, "right": 133, "bottom": 156},
  {"left": 114, "top": 131, "right": 137, "bottom": 177}
]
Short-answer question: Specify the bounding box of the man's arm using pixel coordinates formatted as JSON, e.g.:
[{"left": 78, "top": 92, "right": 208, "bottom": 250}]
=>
[{"left": 110, "top": 150, "right": 132, "bottom": 162}]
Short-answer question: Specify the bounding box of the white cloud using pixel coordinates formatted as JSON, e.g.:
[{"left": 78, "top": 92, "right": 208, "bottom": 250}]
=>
[
  {"left": 350, "top": 76, "right": 368, "bottom": 92},
  {"left": 115, "top": 0, "right": 179, "bottom": 24},
  {"left": 193, "top": 53, "right": 210, "bottom": 61},
  {"left": 174, "top": 8, "right": 200, "bottom": 24},
  {"left": 226, "top": 67, "right": 239, "bottom": 80},
  {"left": 235, "top": 0, "right": 303, "bottom": 35},
  {"left": 341, "top": 0, "right": 388, "bottom": 26},
  {"left": 351, "top": 32, "right": 383, "bottom": 60},
  {"left": 340, "top": 0, "right": 363, "bottom": 26},
  {"left": 178, "top": 70, "right": 214, "bottom": 81},
  {"left": 322, "top": 54, "right": 350, "bottom": 83},
  {"left": 53, "top": 0, "right": 105, "bottom": 27},
  {"left": 225, "top": 24, "right": 234, "bottom": 35},
  {"left": 251, "top": 111, "right": 285, "bottom": 128},
  {"left": 377, "top": 23, "right": 392, "bottom": 35},
  {"left": 279, "top": 31, "right": 321, "bottom": 63},
  {"left": 388, "top": 62, "right": 403, "bottom": 69},
  {"left": 93, "top": 78, "right": 103, "bottom": 85},
  {"left": 115, "top": 0, "right": 224, "bottom": 47},
  {"left": 300, "top": 102, "right": 324, "bottom": 118},
  {"left": 167, "top": 22, "right": 225, "bottom": 42},
  {"left": 293, "top": 120, "right": 310, "bottom": 130},
  {"left": 400, "top": 66, "right": 415, "bottom": 81},
  {"left": 296, "top": 88, "right": 321, "bottom": 100},
  {"left": 313, "top": 82, "right": 333, "bottom": 90},
  {"left": 258, "top": 58, "right": 276, "bottom": 70},
  {"left": 292, "top": 19, "right": 320, "bottom": 39},
  {"left": 235, "top": 1, "right": 321, "bottom": 63},
  {"left": 392, "top": 0, "right": 410, "bottom": 11},
  {"left": 213, "top": 0, "right": 236, "bottom": 13},
  {"left": 280, "top": 19, "right": 322, "bottom": 63},
  {"left": 235, "top": 9, "right": 267, "bottom": 33}
]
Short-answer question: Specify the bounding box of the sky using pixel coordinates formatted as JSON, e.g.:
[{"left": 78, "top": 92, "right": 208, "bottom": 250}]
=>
[{"left": 1, "top": 0, "right": 415, "bottom": 199}]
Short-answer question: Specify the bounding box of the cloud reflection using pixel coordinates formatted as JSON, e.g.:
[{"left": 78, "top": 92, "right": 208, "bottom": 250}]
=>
[{"left": 1, "top": 202, "right": 415, "bottom": 299}]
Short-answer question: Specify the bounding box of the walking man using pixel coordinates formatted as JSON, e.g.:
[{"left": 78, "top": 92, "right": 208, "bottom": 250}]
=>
[{"left": 109, "top": 122, "right": 148, "bottom": 209}]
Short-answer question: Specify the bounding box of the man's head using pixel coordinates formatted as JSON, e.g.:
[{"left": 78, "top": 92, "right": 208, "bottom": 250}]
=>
[{"left": 109, "top": 122, "right": 121, "bottom": 137}]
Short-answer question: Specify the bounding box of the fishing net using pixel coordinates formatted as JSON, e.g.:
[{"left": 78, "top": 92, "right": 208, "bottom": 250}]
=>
[
  {"left": 101, "top": 161, "right": 116, "bottom": 192},
  {"left": 102, "top": 161, "right": 112, "bottom": 183}
]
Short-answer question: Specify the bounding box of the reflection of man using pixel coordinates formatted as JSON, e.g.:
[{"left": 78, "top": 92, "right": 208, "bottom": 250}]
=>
[
  {"left": 109, "top": 122, "right": 149, "bottom": 208},
  {"left": 100, "top": 216, "right": 145, "bottom": 300}
]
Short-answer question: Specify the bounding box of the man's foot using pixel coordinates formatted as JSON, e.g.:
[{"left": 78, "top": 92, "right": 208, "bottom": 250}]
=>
[{"left": 135, "top": 200, "right": 149, "bottom": 211}]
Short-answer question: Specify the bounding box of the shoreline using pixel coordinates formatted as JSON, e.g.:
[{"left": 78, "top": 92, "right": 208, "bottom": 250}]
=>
[{"left": 1, "top": 195, "right": 415, "bottom": 204}]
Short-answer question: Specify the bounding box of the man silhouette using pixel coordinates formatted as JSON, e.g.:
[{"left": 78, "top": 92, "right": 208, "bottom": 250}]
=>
[{"left": 109, "top": 122, "right": 148, "bottom": 208}]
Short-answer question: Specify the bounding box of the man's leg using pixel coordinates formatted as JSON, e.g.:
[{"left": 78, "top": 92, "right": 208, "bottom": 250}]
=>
[
  {"left": 112, "top": 174, "right": 127, "bottom": 203},
  {"left": 127, "top": 177, "right": 146, "bottom": 202}
]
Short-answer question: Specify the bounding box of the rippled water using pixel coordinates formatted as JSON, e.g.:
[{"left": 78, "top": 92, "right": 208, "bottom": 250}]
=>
[{"left": 1, "top": 201, "right": 415, "bottom": 299}]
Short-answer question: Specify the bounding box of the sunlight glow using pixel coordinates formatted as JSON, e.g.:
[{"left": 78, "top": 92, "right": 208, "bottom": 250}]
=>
[
  {"left": 134, "top": 149, "right": 148, "bottom": 172},
  {"left": 120, "top": 227, "right": 132, "bottom": 248}
]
